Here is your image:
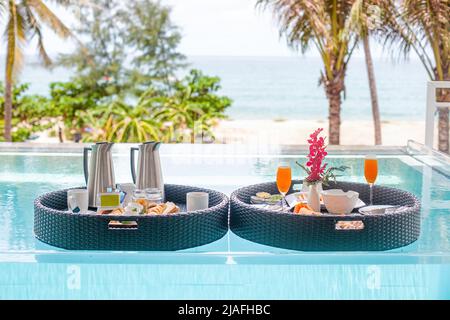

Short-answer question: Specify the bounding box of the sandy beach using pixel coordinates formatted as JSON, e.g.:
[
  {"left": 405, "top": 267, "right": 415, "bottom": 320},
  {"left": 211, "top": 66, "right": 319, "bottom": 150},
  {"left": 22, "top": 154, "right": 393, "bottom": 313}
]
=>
[
  {"left": 213, "top": 119, "right": 433, "bottom": 146},
  {"left": 29, "top": 119, "right": 437, "bottom": 147}
]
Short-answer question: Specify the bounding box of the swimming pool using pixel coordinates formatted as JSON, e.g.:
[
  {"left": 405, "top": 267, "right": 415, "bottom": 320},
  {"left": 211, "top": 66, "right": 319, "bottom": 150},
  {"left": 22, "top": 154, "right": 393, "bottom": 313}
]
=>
[{"left": 1, "top": 143, "right": 449, "bottom": 299}]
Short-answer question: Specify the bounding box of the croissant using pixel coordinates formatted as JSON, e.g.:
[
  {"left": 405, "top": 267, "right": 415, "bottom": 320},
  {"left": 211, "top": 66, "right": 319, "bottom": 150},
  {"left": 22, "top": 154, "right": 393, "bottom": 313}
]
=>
[
  {"left": 163, "top": 202, "right": 180, "bottom": 214},
  {"left": 147, "top": 204, "right": 166, "bottom": 215},
  {"left": 147, "top": 202, "right": 158, "bottom": 209}
]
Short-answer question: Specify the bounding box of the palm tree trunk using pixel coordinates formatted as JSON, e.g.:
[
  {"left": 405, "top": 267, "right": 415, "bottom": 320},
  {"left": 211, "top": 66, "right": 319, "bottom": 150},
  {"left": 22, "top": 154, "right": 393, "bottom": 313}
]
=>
[
  {"left": 325, "top": 77, "right": 344, "bottom": 145},
  {"left": 436, "top": 71, "right": 449, "bottom": 153},
  {"left": 4, "top": 79, "right": 13, "bottom": 142},
  {"left": 363, "top": 36, "right": 382, "bottom": 145},
  {"left": 438, "top": 108, "right": 449, "bottom": 153}
]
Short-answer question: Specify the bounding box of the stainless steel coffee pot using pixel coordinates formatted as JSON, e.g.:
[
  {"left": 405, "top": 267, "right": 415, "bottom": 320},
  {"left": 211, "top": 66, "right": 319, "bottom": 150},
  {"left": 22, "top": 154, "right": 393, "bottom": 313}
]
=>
[
  {"left": 131, "top": 142, "right": 164, "bottom": 199},
  {"left": 83, "top": 142, "right": 116, "bottom": 207}
]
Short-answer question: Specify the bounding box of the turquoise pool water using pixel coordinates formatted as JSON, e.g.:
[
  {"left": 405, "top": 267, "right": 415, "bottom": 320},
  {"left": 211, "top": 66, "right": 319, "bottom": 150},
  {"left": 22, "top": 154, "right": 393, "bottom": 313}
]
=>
[{"left": 1, "top": 145, "right": 449, "bottom": 299}]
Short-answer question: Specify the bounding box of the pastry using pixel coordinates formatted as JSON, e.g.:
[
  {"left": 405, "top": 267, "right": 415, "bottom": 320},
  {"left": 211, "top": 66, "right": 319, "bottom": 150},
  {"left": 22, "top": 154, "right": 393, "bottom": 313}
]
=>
[
  {"left": 162, "top": 202, "right": 180, "bottom": 214},
  {"left": 147, "top": 202, "right": 158, "bottom": 209},
  {"left": 146, "top": 202, "right": 180, "bottom": 215},
  {"left": 99, "top": 209, "right": 113, "bottom": 215},
  {"left": 135, "top": 198, "right": 149, "bottom": 211},
  {"left": 148, "top": 203, "right": 166, "bottom": 215},
  {"left": 111, "top": 208, "right": 125, "bottom": 215}
]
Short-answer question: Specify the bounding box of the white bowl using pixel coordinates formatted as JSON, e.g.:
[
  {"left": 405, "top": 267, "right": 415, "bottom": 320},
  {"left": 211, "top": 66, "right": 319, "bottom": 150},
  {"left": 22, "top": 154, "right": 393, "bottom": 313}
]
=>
[{"left": 322, "top": 189, "right": 360, "bottom": 215}]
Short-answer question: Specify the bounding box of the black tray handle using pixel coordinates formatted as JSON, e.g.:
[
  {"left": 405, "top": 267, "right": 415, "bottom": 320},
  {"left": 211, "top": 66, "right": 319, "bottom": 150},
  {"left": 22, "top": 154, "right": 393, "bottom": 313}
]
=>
[
  {"left": 130, "top": 147, "right": 139, "bottom": 184},
  {"left": 83, "top": 147, "right": 92, "bottom": 185}
]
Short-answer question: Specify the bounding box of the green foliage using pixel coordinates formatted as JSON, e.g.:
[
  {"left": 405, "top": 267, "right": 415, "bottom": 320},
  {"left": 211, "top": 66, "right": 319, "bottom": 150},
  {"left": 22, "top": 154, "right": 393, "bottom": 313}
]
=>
[
  {"left": 60, "top": 0, "right": 186, "bottom": 99},
  {"left": 79, "top": 100, "right": 161, "bottom": 143},
  {"left": 154, "top": 70, "right": 232, "bottom": 142},
  {"left": 79, "top": 70, "right": 232, "bottom": 143},
  {"left": 296, "top": 161, "right": 350, "bottom": 187},
  {"left": 59, "top": 0, "right": 128, "bottom": 99},
  {"left": 0, "top": 82, "right": 48, "bottom": 121},
  {"left": 1, "top": 0, "right": 73, "bottom": 141},
  {"left": 123, "top": 0, "right": 187, "bottom": 94},
  {"left": 1, "top": 1, "right": 231, "bottom": 143},
  {"left": 46, "top": 80, "right": 101, "bottom": 125}
]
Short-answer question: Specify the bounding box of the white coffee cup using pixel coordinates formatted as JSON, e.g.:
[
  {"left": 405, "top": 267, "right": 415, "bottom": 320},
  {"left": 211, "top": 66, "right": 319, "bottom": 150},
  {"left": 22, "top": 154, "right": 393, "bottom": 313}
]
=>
[
  {"left": 187, "top": 192, "right": 209, "bottom": 212},
  {"left": 67, "top": 189, "right": 89, "bottom": 214}
]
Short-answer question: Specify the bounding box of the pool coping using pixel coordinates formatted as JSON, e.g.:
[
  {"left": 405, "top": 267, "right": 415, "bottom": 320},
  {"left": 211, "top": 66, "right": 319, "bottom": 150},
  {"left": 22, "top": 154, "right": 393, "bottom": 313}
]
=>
[
  {"left": 0, "top": 142, "right": 408, "bottom": 155},
  {"left": 2, "top": 248, "right": 450, "bottom": 265}
]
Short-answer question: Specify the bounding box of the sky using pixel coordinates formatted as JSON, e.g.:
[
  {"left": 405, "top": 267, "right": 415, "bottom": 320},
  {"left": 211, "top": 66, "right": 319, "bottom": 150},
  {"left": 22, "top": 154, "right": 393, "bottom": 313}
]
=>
[
  {"left": 162, "top": 0, "right": 294, "bottom": 57},
  {"left": 1, "top": 0, "right": 388, "bottom": 58}
]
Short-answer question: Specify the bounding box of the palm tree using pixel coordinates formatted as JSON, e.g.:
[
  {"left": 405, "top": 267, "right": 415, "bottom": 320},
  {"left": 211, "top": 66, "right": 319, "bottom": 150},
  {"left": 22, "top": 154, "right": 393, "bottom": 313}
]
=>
[
  {"left": 384, "top": 0, "right": 449, "bottom": 152},
  {"left": 105, "top": 101, "right": 161, "bottom": 143},
  {"left": 349, "top": 0, "right": 392, "bottom": 145},
  {"left": 258, "top": 0, "right": 358, "bottom": 145},
  {"left": 1, "top": 0, "right": 73, "bottom": 141},
  {"left": 80, "top": 93, "right": 162, "bottom": 143}
]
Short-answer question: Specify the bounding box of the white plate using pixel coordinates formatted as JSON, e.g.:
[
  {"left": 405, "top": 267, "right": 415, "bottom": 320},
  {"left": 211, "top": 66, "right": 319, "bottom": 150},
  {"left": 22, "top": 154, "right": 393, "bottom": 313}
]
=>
[
  {"left": 359, "top": 205, "right": 396, "bottom": 214},
  {"left": 286, "top": 192, "right": 366, "bottom": 210},
  {"left": 353, "top": 199, "right": 367, "bottom": 209}
]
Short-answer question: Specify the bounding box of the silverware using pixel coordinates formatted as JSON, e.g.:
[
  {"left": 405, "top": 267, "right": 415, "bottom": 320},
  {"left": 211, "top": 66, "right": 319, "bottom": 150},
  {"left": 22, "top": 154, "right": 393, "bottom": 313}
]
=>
[{"left": 83, "top": 142, "right": 116, "bottom": 208}]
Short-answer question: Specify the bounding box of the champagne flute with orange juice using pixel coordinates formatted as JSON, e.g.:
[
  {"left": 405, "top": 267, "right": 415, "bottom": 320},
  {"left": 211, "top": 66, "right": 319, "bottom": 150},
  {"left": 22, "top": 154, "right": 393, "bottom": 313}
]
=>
[
  {"left": 364, "top": 155, "right": 378, "bottom": 206},
  {"left": 276, "top": 165, "right": 292, "bottom": 211}
]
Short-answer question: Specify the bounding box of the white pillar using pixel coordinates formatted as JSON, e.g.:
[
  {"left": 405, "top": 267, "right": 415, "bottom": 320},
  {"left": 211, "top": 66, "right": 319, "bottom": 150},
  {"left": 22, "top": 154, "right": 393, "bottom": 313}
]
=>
[{"left": 425, "top": 82, "right": 436, "bottom": 148}]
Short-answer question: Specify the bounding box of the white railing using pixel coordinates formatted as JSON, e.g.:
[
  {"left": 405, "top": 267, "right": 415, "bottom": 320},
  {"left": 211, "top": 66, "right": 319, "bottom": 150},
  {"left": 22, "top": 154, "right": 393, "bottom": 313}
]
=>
[
  {"left": 406, "top": 140, "right": 450, "bottom": 218},
  {"left": 425, "top": 81, "right": 450, "bottom": 148}
]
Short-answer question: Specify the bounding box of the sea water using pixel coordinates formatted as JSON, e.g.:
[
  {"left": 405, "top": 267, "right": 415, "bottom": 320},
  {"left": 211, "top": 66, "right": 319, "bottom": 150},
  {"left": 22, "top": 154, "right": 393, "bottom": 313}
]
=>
[{"left": 1, "top": 55, "right": 428, "bottom": 121}]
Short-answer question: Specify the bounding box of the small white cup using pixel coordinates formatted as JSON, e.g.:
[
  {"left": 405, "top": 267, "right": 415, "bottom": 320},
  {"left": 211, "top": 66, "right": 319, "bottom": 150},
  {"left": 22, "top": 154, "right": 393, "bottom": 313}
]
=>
[
  {"left": 187, "top": 192, "right": 209, "bottom": 212},
  {"left": 67, "top": 189, "right": 89, "bottom": 214}
]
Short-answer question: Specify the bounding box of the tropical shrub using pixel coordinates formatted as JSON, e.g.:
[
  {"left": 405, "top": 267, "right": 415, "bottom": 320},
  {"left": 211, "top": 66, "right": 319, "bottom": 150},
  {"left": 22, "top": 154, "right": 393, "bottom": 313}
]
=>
[
  {"left": 79, "top": 101, "right": 161, "bottom": 143},
  {"left": 154, "top": 70, "right": 232, "bottom": 142},
  {"left": 78, "top": 70, "right": 232, "bottom": 143},
  {"left": 0, "top": 82, "right": 51, "bottom": 142}
]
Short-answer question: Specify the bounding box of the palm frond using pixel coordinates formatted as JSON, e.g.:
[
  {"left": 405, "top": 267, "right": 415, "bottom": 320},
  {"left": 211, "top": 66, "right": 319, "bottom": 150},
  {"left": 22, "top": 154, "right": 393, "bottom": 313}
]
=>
[
  {"left": 24, "top": 5, "right": 52, "bottom": 66},
  {"left": 257, "top": 0, "right": 357, "bottom": 83},
  {"left": 381, "top": 0, "right": 449, "bottom": 80},
  {"left": 27, "top": 0, "right": 72, "bottom": 39}
]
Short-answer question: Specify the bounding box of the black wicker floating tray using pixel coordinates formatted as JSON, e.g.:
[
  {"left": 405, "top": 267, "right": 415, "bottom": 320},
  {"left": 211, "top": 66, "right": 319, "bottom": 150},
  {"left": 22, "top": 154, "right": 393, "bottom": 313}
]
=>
[
  {"left": 34, "top": 184, "right": 229, "bottom": 251},
  {"left": 230, "top": 180, "right": 421, "bottom": 251}
]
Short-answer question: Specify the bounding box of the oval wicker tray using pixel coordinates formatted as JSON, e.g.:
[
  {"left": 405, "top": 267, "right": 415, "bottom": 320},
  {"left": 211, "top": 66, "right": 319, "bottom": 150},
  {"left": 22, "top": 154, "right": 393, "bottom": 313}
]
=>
[
  {"left": 34, "top": 184, "right": 229, "bottom": 251},
  {"left": 230, "top": 181, "right": 421, "bottom": 251}
]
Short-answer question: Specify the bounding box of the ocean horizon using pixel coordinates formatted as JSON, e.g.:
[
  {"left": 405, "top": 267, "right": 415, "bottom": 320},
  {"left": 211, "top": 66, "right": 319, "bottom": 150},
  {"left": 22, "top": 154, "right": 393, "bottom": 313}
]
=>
[{"left": 1, "top": 55, "right": 429, "bottom": 122}]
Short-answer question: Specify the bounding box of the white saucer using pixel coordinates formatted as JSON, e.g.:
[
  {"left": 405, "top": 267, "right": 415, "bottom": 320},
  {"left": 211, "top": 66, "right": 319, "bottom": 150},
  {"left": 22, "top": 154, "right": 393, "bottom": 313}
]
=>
[{"left": 359, "top": 205, "right": 396, "bottom": 215}]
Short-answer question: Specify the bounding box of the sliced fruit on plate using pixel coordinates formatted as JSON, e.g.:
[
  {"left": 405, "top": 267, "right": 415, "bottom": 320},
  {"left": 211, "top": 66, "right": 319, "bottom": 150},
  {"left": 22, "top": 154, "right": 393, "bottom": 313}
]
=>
[
  {"left": 294, "top": 203, "right": 321, "bottom": 215},
  {"left": 256, "top": 192, "right": 271, "bottom": 199}
]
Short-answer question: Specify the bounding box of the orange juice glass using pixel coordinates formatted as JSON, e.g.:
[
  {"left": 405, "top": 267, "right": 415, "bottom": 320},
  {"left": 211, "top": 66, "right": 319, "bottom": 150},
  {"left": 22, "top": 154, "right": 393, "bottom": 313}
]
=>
[
  {"left": 364, "top": 155, "right": 378, "bottom": 205},
  {"left": 364, "top": 158, "right": 378, "bottom": 184},
  {"left": 277, "top": 166, "right": 292, "bottom": 210}
]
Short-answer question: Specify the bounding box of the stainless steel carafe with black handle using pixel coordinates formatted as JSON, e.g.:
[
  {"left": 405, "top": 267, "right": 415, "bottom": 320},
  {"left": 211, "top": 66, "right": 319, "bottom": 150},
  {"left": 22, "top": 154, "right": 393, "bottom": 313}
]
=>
[
  {"left": 130, "top": 141, "right": 164, "bottom": 200},
  {"left": 83, "top": 142, "right": 116, "bottom": 207}
]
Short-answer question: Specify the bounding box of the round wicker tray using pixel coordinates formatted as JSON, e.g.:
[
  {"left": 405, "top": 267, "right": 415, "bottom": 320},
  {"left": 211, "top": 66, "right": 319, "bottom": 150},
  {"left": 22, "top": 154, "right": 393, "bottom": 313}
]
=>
[
  {"left": 34, "top": 184, "right": 229, "bottom": 251},
  {"left": 230, "top": 181, "right": 421, "bottom": 251}
]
